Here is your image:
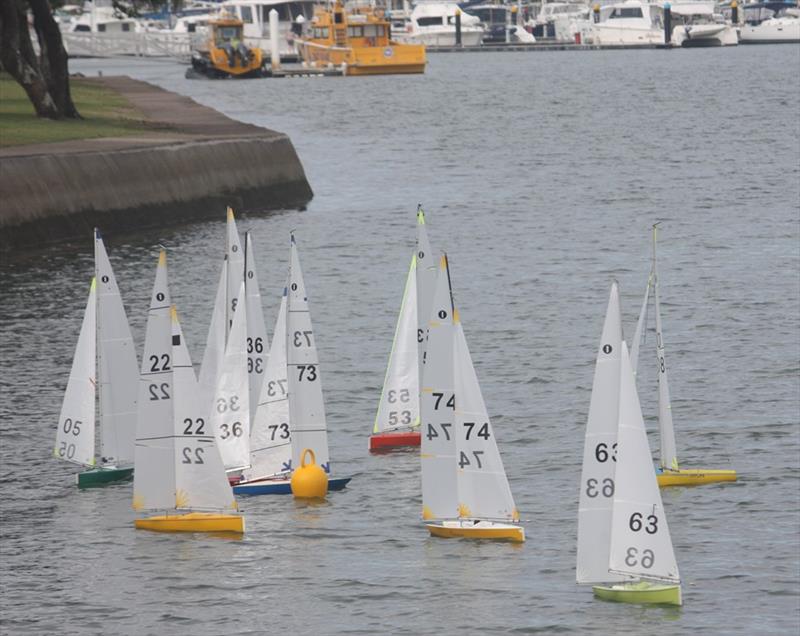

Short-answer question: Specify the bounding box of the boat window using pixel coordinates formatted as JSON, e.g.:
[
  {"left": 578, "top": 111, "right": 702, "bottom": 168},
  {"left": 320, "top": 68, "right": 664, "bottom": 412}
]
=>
[
  {"left": 122, "top": 22, "right": 131, "bottom": 31},
  {"left": 417, "top": 16, "right": 444, "bottom": 26},
  {"left": 98, "top": 23, "right": 106, "bottom": 32},
  {"left": 347, "top": 25, "right": 364, "bottom": 37},
  {"left": 313, "top": 26, "right": 329, "bottom": 38},
  {"left": 240, "top": 6, "right": 253, "bottom": 23},
  {"left": 334, "top": 11, "right": 344, "bottom": 23},
  {"left": 363, "top": 24, "right": 379, "bottom": 37},
  {"left": 610, "top": 7, "right": 644, "bottom": 18},
  {"left": 75, "top": 24, "right": 90, "bottom": 31}
]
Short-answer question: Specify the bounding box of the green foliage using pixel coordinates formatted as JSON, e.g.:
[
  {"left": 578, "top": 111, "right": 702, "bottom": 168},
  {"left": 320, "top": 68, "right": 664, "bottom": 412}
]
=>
[{"left": 0, "top": 73, "right": 151, "bottom": 147}]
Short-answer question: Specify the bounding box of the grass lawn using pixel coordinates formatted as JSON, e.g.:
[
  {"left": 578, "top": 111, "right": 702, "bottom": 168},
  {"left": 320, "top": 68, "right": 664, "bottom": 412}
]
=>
[{"left": 0, "top": 73, "right": 152, "bottom": 148}]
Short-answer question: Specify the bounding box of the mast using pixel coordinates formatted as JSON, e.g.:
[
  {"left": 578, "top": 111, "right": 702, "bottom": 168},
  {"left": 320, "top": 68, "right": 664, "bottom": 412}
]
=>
[{"left": 652, "top": 224, "right": 679, "bottom": 471}]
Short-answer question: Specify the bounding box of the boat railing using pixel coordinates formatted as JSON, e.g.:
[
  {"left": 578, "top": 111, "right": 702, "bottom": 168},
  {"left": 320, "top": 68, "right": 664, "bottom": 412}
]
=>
[
  {"left": 297, "top": 37, "right": 352, "bottom": 52},
  {"left": 61, "top": 30, "right": 193, "bottom": 59}
]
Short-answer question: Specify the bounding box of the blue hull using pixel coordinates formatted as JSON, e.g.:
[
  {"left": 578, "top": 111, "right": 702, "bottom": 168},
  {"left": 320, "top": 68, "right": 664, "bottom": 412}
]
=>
[{"left": 233, "top": 476, "right": 352, "bottom": 496}]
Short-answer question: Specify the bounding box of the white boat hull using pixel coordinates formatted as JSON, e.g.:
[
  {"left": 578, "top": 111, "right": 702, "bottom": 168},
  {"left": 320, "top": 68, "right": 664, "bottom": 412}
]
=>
[
  {"left": 739, "top": 19, "right": 800, "bottom": 43},
  {"left": 589, "top": 24, "right": 664, "bottom": 45},
  {"left": 672, "top": 23, "right": 738, "bottom": 46},
  {"left": 394, "top": 28, "right": 484, "bottom": 47}
]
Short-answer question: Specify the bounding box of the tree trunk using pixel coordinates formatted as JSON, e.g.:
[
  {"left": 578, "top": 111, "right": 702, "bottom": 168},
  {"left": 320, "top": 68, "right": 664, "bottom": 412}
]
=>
[
  {"left": 0, "top": 0, "right": 60, "bottom": 119},
  {"left": 29, "top": 0, "right": 80, "bottom": 118}
]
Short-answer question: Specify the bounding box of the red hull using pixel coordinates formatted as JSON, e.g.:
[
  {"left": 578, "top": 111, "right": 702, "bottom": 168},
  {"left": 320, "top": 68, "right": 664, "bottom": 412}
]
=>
[{"left": 369, "top": 430, "right": 421, "bottom": 451}]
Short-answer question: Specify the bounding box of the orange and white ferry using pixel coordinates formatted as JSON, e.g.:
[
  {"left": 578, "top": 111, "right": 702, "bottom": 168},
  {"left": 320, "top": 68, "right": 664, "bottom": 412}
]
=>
[{"left": 296, "top": 0, "right": 426, "bottom": 75}]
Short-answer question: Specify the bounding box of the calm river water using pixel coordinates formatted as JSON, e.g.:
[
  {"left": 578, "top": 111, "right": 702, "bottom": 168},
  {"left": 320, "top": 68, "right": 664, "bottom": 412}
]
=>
[{"left": 2, "top": 46, "right": 799, "bottom": 635}]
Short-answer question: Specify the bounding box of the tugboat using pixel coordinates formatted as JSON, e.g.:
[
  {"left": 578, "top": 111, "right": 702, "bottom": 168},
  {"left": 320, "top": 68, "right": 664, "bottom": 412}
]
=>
[
  {"left": 189, "top": 11, "right": 264, "bottom": 78},
  {"left": 296, "top": 0, "right": 426, "bottom": 75}
]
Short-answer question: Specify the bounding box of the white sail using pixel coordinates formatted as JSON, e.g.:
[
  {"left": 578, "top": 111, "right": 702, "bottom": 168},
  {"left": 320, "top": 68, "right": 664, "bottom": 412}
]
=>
[
  {"left": 225, "top": 208, "right": 245, "bottom": 334},
  {"left": 245, "top": 289, "right": 292, "bottom": 480},
  {"left": 609, "top": 342, "right": 680, "bottom": 584},
  {"left": 172, "top": 307, "right": 237, "bottom": 512},
  {"left": 244, "top": 232, "right": 269, "bottom": 418},
  {"left": 55, "top": 278, "right": 97, "bottom": 468},
  {"left": 286, "top": 235, "right": 331, "bottom": 473},
  {"left": 133, "top": 251, "right": 176, "bottom": 512},
  {"left": 629, "top": 271, "right": 652, "bottom": 379},
  {"left": 94, "top": 230, "right": 139, "bottom": 466},
  {"left": 211, "top": 281, "right": 251, "bottom": 472},
  {"left": 421, "top": 255, "right": 458, "bottom": 521},
  {"left": 576, "top": 282, "right": 627, "bottom": 584},
  {"left": 374, "top": 254, "right": 420, "bottom": 434},
  {"left": 416, "top": 207, "right": 438, "bottom": 377},
  {"left": 653, "top": 229, "right": 678, "bottom": 471},
  {"left": 198, "top": 258, "right": 227, "bottom": 411},
  {"left": 453, "top": 313, "right": 518, "bottom": 522}
]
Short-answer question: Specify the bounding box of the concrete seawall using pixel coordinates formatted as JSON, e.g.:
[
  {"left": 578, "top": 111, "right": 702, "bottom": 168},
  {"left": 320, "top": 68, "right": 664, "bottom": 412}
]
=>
[{"left": 0, "top": 77, "right": 313, "bottom": 251}]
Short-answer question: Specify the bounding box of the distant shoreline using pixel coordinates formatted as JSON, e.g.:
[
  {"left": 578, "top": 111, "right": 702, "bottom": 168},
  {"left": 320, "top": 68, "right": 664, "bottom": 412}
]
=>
[{"left": 0, "top": 76, "right": 313, "bottom": 252}]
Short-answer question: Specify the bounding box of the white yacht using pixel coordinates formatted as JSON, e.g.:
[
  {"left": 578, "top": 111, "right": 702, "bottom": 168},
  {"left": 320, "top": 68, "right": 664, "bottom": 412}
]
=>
[
  {"left": 67, "top": 1, "right": 139, "bottom": 33},
  {"left": 739, "top": 1, "right": 800, "bottom": 42},
  {"left": 394, "top": 1, "right": 484, "bottom": 46},
  {"left": 221, "top": 0, "right": 316, "bottom": 59},
  {"left": 534, "top": 1, "right": 588, "bottom": 39},
  {"left": 585, "top": 0, "right": 665, "bottom": 45},
  {"left": 669, "top": 2, "right": 738, "bottom": 46}
]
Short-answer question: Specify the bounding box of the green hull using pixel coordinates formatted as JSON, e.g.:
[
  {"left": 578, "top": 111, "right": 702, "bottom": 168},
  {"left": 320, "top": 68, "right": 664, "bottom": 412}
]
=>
[
  {"left": 593, "top": 581, "right": 682, "bottom": 606},
  {"left": 77, "top": 466, "right": 134, "bottom": 488}
]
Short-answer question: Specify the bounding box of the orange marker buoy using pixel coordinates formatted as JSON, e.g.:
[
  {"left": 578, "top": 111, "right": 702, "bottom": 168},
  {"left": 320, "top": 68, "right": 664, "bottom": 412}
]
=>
[{"left": 290, "top": 448, "right": 329, "bottom": 499}]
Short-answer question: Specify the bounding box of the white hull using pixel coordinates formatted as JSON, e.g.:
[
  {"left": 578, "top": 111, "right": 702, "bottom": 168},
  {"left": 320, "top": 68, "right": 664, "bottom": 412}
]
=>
[
  {"left": 672, "top": 23, "right": 738, "bottom": 46},
  {"left": 739, "top": 20, "right": 800, "bottom": 43},
  {"left": 590, "top": 24, "right": 664, "bottom": 45},
  {"left": 395, "top": 28, "right": 484, "bottom": 47}
]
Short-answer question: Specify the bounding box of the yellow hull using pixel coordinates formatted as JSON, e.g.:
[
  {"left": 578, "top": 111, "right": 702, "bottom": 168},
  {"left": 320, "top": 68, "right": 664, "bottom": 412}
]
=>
[
  {"left": 135, "top": 512, "right": 245, "bottom": 534},
  {"left": 425, "top": 521, "right": 525, "bottom": 543},
  {"left": 593, "top": 581, "right": 682, "bottom": 606},
  {"left": 657, "top": 468, "right": 737, "bottom": 487},
  {"left": 300, "top": 43, "right": 426, "bottom": 76}
]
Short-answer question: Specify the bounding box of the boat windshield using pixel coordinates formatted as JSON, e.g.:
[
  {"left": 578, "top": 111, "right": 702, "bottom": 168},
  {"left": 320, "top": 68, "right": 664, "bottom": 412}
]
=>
[
  {"left": 215, "top": 25, "right": 243, "bottom": 44},
  {"left": 609, "top": 7, "right": 644, "bottom": 18}
]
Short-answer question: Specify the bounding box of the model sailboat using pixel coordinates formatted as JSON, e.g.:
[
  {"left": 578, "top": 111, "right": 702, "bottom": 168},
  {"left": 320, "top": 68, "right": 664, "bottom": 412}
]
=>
[
  {"left": 54, "top": 230, "right": 139, "bottom": 488},
  {"left": 421, "top": 255, "right": 523, "bottom": 542},
  {"left": 592, "top": 340, "right": 682, "bottom": 605},
  {"left": 632, "top": 224, "right": 737, "bottom": 487},
  {"left": 370, "top": 206, "right": 439, "bottom": 451},
  {"left": 233, "top": 234, "right": 351, "bottom": 495},
  {"left": 132, "top": 250, "right": 243, "bottom": 533}
]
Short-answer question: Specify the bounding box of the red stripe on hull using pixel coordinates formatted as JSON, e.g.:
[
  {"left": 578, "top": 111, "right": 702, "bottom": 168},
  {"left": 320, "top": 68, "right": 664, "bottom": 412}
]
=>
[{"left": 369, "top": 431, "right": 421, "bottom": 451}]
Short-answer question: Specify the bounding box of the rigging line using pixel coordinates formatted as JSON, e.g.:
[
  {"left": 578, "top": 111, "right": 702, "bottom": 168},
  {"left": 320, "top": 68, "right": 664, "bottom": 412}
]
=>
[{"left": 443, "top": 252, "right": 455, "bottom": 315}]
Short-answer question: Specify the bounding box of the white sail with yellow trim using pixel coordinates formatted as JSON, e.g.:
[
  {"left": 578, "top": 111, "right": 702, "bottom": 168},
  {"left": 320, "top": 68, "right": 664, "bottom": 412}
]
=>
[
  {"left": 452, "top": 313, "right": 518, "bottom": 522},
  {"left": 133, "top": 250, "right": 176, "bottom": 511},
  {"left": 172, "top": 307, "right": 237, "bottom": 512},
  {"left": 374, "top": 254, "right": 420, "bottom": 434}
]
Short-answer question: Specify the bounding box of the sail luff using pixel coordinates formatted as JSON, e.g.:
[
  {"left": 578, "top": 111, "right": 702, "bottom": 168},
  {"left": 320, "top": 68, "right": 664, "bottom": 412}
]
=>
[
  {"left": 576, "top": 282, "right": 627, "bottom": 584},
  {"left": 55, "top": 279, "right": 97, "bottom": 468},
  {"left": 653, "top": 226, "right": 679, "bottom": 471},
  {"left": 374, "top": 254, "right": 420, "bottom": 434},
  {"left": 608, "top": 342, "right": 680, "bottom": 584},
  {"left": 199, "top": 258, "right": 227, "bottom": 415},
  {"left": 225, "top": 208, "right": 245, "bottom": 339},
  {"left": 94, "top": 230, "right": 139, "bottom": 466},
  {"left": 415, "top": 207, "right": 438, "bottom": 383}
]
